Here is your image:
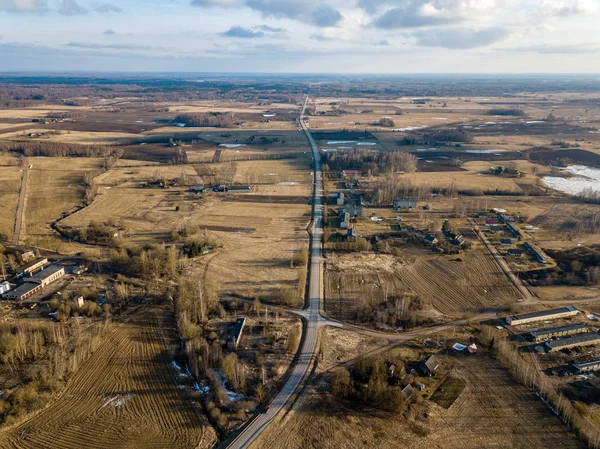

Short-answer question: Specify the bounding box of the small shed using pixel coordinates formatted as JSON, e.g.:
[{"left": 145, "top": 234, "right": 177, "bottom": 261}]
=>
[
  {"left": 73, "top": 295, "right": 84, "bottom": 308},
  {"left": 228, "top": 317, "right": 246, "bottom": 351}
]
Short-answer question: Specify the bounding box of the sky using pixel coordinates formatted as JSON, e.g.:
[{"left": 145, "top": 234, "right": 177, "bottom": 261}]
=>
[{"left": 0, "top": 0, "right": 599, "bottom": 73}]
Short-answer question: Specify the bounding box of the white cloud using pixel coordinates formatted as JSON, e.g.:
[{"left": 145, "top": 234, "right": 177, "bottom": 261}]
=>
[{"left": 0, "top": 0, "right": 47, "bottom": 13}]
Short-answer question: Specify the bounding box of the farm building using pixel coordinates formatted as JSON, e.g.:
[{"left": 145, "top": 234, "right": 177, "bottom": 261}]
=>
[
  {"left": 228, "top": 317, "right": 246, "bottom": 351},
  {"left": 19, "top": 258, "right": 48, "bottom": 276},
  {"left": 530, "top": 323, "right": 588, "bottom": 342},
  {"left": 21, "top": 251, "right": 36, "bottom": 262},
  {"left": 2, "top": 282, "right": 42, "bottom": 301},
  {"left": 190, "top": 184, "right": 205, "bottom": 193},
  {"left": 573, "top": 358, "right": 600, "bottom": 374},
  {"left": 500, "top": 239, "right": 512, "bottom": 246},
  {"left": 508, "top": 248, "right": 522, "bottom": 257},
  {"left": 336, "top": 192, "right": 345, "bottom": 206},
  {"left": 506, "top": 306, "right": 578, "bottom": 325},
  {"left": 73, "top": 295, "right": 84, "bottom": 308},
  {"left": 418, "top": 355, "right": 439, "bottom": 377},
  {"left": 25, "top": 265, "right": 65, "bottom": 288},
  {"left": 0, "top": 281, "right": 12, "bottom": 294},
  {"left": 545, "top": 333, "right": 600, "bottom": 352},
  {"left": 393, "top": 198, "right": 417, "bottom": 210},
  {"left": 524, "top": 242, "right": 548, "bottom": 264}
]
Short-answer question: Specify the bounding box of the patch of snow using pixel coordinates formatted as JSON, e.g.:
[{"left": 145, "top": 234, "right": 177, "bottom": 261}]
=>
[
  {"left": 193, "top": 382, "right": 210, "bottom": 396},
  {"left": 263, "top": 114, "right": 276, "bottom": 117},
  {"left": 526, "top": 120, "right": 545, "bottom": 124},
  {"left": 465, "top": 149, "right": 506, "bottom": 154},
  {"left": 414, "top": 148, "right": 438, "bottom": 152},
  {"left": 357, "top": 142, "right": 377, "bottom": 146},
  {"left": 327, "top": 141, "right": 357, "bottom": 145},
  {"left": 543, "top": 165, "right": 600, "bottom": 196},
  {"left": 214, "top": 369, "right": 244, "bottom": 403},
  {"left": 174, "top": 123, "right": 186, "bottom": 127},
  {"left": 392, "top": 125, "right": 429, "bottom": 132},
  {"left": 219, "top": 144, "right": 246, "bottom": 148}
]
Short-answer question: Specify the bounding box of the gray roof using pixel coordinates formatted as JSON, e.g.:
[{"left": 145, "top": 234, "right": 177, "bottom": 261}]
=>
[
  {"left": 546, "top": 333, "right": 600, "bottom": 350},
  {"left": 508, "top": 306, "right": 577, "bottom": 322},
  {"left": 4, "top": 282, "right": 39, "bottom": 297},
  {"left": 530, "top": 323, "right": 587, "bottom": 338},
  {"left": 574, "top": 358, "right": 600, "bottom": 370},
  {"left": 26, "top": 265, "right": 64, "bottom": 282}
]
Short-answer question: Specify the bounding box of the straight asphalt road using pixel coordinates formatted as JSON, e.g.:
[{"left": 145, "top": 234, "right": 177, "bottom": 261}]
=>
[{"left": 226, "top": 95, "right": 323, "bottom": 449}]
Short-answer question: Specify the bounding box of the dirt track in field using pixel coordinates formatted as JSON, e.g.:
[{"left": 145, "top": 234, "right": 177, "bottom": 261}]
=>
[{"left": 0, "top": 308, "right": 216, "bottom": 449}]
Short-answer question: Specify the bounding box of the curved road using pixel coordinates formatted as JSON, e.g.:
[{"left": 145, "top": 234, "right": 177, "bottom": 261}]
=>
[{"left": 226, "top": 95, "right": 323, "bottom": 449}]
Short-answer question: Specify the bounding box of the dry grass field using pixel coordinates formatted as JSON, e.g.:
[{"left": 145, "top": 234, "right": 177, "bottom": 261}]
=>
[
  {"left": 23, "top": 157, "right": 105, "bottom": 252},
  {"left": 0, "top": 307, "right": 217, "bottom": 449},
  {"left": 0, "top": 155, "right": 21, "bottom": 240},
  {"left": 326, "top": 250, "right": 522, "bottom": 319},
  {"left": 254, "top": 347, "right": 583, "bottom": 449}
]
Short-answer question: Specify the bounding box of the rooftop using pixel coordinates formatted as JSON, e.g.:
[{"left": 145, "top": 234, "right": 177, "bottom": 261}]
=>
[
  {"left": 546, "top": 333, "right": 600, "bottom": 350},
  {"left": 574, "top": 358, "right": 600, "bottom": 369},
  {"left": 4, "top": 282, "right": 39, "bottom": 297},
  {"left": 531, "top": 323, "right": 587, "bottom": 338},
  {"left": 26, "top": 265, "right": 64, "bottom": 282},
  {"left": 508, "top": 306, "right": 578, "bottom": 322}
]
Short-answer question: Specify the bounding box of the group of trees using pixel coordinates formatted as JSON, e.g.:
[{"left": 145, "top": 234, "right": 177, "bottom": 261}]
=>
[
  {"left": 371, "top": 175, "right": 429, "bottom": 205},
  {"left": 331, "top": 356, "right": 408, "bottom": 413},
  {"left": 0, "top": 320, "right": 110, "bottom": 424},
  {"left": 322, "top": 150, "right": 417, "bottom": 176},
  {"left": 174, "top": 112, "right": 235, "bottom": 128},
  {"left": 0, "top": 141, "right": 114, "bottom": 158},
  {"left": 487, "top": 108, "right": 525, "bottom": 116}
]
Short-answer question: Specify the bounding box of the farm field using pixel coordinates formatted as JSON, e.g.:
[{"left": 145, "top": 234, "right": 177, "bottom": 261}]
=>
[
  {"left": 0, "top": 155, "right": 21, "bottom": 240},
  {"left": 23, "top": 157, "right": 105, "bottom": 252},
  {"left": 325, "top": 250, "right": 522, "bottom": 320},
  {"left": 253, "top": 349, "right": 583, "bottom": 449},
  {"left": 0, "top": 307, "right": 217, "bottom": 449}
]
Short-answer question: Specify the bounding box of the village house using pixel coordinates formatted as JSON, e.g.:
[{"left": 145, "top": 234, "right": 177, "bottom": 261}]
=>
[
  {"left": 393, "top": 198, "right": 417, "bottom": 210},
  {"left": 500, "top": 238, "right": 512, "bottom": 246},
  {"left": 508, "top": 248, "right": 522, "bottom": 257},
  {"left": 336, "top": 192, "right": 345, "bottom": 206},
  {"left": 340, "top": 169, "right": 362, "bottom": 179},
  {"left": 418, "top": 355, "right": 439, "bottom": 377}
]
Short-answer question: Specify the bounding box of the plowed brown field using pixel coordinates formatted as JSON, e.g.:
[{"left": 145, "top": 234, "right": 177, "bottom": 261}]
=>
[{"left": 0, "top": 308, "right": 216, "bottom": 449}]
